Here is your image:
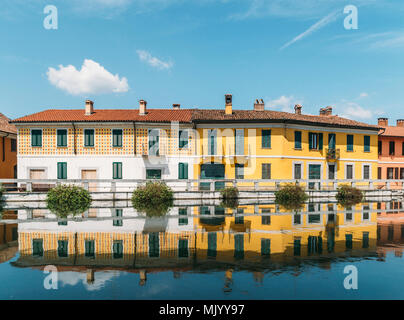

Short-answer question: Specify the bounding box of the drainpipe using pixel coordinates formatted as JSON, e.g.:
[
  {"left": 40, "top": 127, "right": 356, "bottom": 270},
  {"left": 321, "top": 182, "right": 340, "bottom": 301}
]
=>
[{"left": 71, "top": 122, "right": 77, "bottom": 155}]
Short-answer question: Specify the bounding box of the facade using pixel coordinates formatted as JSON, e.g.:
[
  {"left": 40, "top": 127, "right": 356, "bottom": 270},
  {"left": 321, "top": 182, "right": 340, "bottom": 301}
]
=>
[
  {"left": 0, "top": 113, "right": 17, "bottom": 178},
  {"left": 377, "top": 118, "right": 404, "bottom": 183},
  {"left": 10, "top": 96, "right": 379, "bottom": 184}
]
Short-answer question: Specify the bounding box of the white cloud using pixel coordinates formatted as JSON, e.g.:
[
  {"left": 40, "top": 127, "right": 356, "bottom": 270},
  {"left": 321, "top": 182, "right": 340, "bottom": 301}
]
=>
[
  {"left": 266, "top": 95, "right": 303, "bottom": 113},
  {"left": 58, "top": 271, "right": 120, "bottom": 291},
  {"left": 337, "top": 101, "right": 384, "bottom": 120},
  {"left": 359, "top": 92, "right": 369, "bottom": 98},
  {"left": 47, "top": 59, "right": 129, "bottom": 95},
  {"left": 136, "top": 50, "right": 173, "bottom": 70}
]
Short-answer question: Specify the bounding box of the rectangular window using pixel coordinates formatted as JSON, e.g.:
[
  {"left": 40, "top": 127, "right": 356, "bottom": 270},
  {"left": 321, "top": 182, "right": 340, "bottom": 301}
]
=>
[
  {"left": 364, "top": 135, "right": 370, "bottom": 152},
  {"left": 308, "top": 236, "right": 323, "bottom": 255},
  {"left": 328, "top": 164, "right": 336, "bottom": 180},
  {"left": 113, "top": 240, "right": 123, "bottom": 259},
  {"left": 347, "top": 135, "right": 354, "bottom": 151},
  {"left": 363, "top": 165, "right": 370, "bottom": 180},
  {"left": 387, "top": 167, "right": 394, "bottom": 179},
  {"left": 395, "top": 167, "right": 399, "bottom": 179},
  {"left": 261, "top": 129, "right": 271, "bottom": 149},
  {"left": 362, "top": 232, "right": 369, "bottom": 249},
  {"left": 146, "top": 169, "right": 161, "bottom": 179},
  {"left": 346, "top": 165, "right": 353, "bottom": 179},
  {"left": 112, "top": 129, "right": 123, "bottom": 147},
  {"left": 294, "top": 163, "right": 302, "bottom": 179},
  {"left": 148, "top": 129, "right": 159, "bottom": 156},
  {"left": 179, "top": 130, "right": 188, "bottom": 149},
  {"left": 58, "top": 240, "right": 68, "bottom": 257},
  {"left": 308, "top": 214, "right": 321, "bottom": 223},
  {"left": 294, "top": 214, "right": 301, "bottom": 225},
  {"left": 57, "top": 129, "right": 67, "bottom": 147},
  {"left": 178, "top": 162, "right": 188, "bottom": 180},
  {"left": 389, "top": 141, "right": 395, "bottom": 155},
  {"left": 57, "top": 162, "right": 67, "bottom": 179},
  {"left": 31, "top": 129, "right": 42, "bottom": 147},
  {"left": 400, "top": 168, "right": 404, "bottom": 180},
  {"left": 328, "top": 133, "right": 336, "bottom": 150},
  {"left": 234, "top": 234, "right": 244, "bottom": 260},
  {"left": 235, "top": 164, "right": 244, "bottom": 179},
  {"left": 85, "top": 240, "right": 95, "bottom": 258},
  {"left": 84, "top": 129, "right": 94, "bottom": 147},
  {"left": 261, "top": 208, "right": 271, "bottom": 225},
  {"left": 294, "top": 239, "right": 301, "bottom": 256},
  {"left": 294, "top": 131, "right": 302, "bottom": 149},
  {"left": 149, "top": 232, "right": 160, "bottom": 257},
  {"left": 11, "top": 138, "right": 17, "bottom": 152},
  {"left": 32, "top": 239, "right": 43, "bottom": 257},
  {"left": 178, "top": 208, "right": 188, "bottom": 226},
  {"left": 402, "top": 142, "right": 404, "bottom": 156},
  {"left": 208, "top": 129, "right": 216, "bottom": 155},
  {"left": 378, "top": 141, "right": 382, "bottom": 155},
  {"left": 261, "top": 239, "right": 271, "bottom": 256},
  {"left": 208, "top": 232, "right": 217, "bottom": 257},
  {"left": 309, "top": 132, "right": 323, "bottom": 150},
  {"left": 113, "top": 162, "right": 122, "bottom": 179},
  {"left": 378, "top": 167, "right": 382, "bottom": 179},
  {"left": 345, "top": 234, "right": 353, "bottom": 250},
  {"left": 235, "top": 129, "right": 244, "bottom": 155},
  {"left": 178, "top": 239, "right": 189, "bottom": 258},
  {"left": 113, "top": 209, "right": 123, "bottom": 227},
  {"left": 262, "top": 163, "right": 271, "bottom": 179}
]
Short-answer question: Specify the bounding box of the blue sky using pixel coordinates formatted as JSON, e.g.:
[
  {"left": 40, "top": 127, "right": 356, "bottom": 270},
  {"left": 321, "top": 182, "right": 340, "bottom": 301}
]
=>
[{"left": 1, "top": 0, "right": 403, "bottom": 124}]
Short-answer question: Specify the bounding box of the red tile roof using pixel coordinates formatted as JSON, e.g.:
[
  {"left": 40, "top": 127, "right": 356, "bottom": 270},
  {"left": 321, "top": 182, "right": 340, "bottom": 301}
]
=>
[
  {"left": 0, "top": 113, "right": 17, "bottom": 134},
  {"left": 10, "top": 109, "right": 193, "bottom": 123},
  {"left": 379, "top": 126, "right": 404, "bottom": 137}
]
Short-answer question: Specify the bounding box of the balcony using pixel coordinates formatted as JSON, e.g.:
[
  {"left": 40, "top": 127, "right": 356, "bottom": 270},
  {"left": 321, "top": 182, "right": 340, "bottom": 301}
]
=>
[{"left": 326, "top": 148, "right": 340, "bottom": 161}]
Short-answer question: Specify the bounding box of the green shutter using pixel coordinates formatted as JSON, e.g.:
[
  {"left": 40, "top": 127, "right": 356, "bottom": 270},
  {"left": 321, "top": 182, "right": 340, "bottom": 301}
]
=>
[
  {"left": 179, "top": 163, "right": 189, "bottom": 179},
  {"left": 31, "top": 130, "right": 42, "bottom": 147},
  {"left": 57, "top": 130, "right": 67, "bottom": 147},
  {"left": 364, "top": 135, "right": 370, "bottom": 152},
  {"left": 113, "top": 129, "right": 122, "bottom": 147},
  {"left": 294, "top": 131, "right": 301, "bottom": 149},
  {"left": 261, "top": 239, "right": 271, "bottom": 256},
  {"left": 178, "top": 239, "right": 188, "bottom": 258},
  {"left": 84, "top": 129, "right": 94, "bottom": 147},
  {"left": 319, "top": 133, "right": 323, "bottom": 150},
  {"left": 262, "top": 130, "right": 271, "bottom": 148},
  {"left": 57, "top": 162, "right": 67, "bottom": 179},
  {"left": 308, "top": 132, "right": 313, "bottom": 149},
  {"left": 347, "top": 135, "right": 354, "bottom": 151},
  {"left": 113, "top": 162, "right": 122, "bottom": 179},
  {"left": 178, "top": 208, "right": 188, "bottom": 225}
]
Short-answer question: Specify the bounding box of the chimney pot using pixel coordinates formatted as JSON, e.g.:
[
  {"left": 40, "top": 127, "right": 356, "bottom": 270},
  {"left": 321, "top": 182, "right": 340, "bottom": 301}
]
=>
[
  {"left": 225, "top": 94, "right": 232, "bottom": 115},
  {"left": 397, "top": 119, "right": 404, "bottom": 127},
  {"left": 173, "top": 104, "right": 180, "bottom": 110},
  {"left": 294, "top": 104, "right": 302, "bottom": 115},
  {"left": 254, "top": 98, "right": 265, "bottom": 111},
  {"left": 85, "top": 100, "right": 94, "bottom": 116},
  {"left": 139, "top": 99, "right": 147, "bottom": 116},
  {"left": 378, "top": 117, "right": 388, "bottom": 127}
]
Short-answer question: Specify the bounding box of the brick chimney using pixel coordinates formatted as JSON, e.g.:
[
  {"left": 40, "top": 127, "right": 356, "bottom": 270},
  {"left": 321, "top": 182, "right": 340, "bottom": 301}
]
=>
[
  {"left": 85, "top": 100, "right": 94, "bottom": 116},
  {"left": 254, "top": 99, "right": 265, "bottom": 111},
  {"left": 139, "top": 99, "right": 147, "bottom": 116},
  {"left": 397, "top": 119, "right": 404, "bottom": 127},
  {"left": 378, "top": 117, "right": 388, "bottom": 127},
  {"left": 173, "top": 104, "right": 180, "bottom": 110},
  {"left": 319, "top": 106, "right": 332, "bottom": 116},
  {"left": 225, "top": 94, "right": 232, "bottom": 115},
  {"left": 294, "top": 104, "right": 302, "bottom": 115}
]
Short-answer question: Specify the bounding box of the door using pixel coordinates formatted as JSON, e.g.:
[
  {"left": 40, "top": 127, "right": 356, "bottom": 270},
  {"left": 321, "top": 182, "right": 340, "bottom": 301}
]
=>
[
  {"left": 200, "top": 163, "right": 225, "bottom": 190},
  {"left": 81, "top": 170, "right": 97, "bottom": 217}
]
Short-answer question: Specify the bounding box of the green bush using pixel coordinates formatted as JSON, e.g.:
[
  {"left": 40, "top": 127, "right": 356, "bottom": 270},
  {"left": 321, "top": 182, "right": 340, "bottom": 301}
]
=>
[
  {"left": 131, "top": 181, "right": 174, "bottom": 217},
  {"left": 336, "top": 185, "right": 363, "bottom": 207},
  {"left": 220, "top": 186, "right": 239, "bottom": 209},
  {"left": 46, "top": 185, "right": 92, "bottom": 218},
  {"left": 275, "top": 183, "right": 308, "bottom": 210}
]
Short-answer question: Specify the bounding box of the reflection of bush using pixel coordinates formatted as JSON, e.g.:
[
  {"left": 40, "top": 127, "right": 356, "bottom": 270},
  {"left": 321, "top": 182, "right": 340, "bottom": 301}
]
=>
[
  {"left": 46, "top": 185, "right": 92, "bottom": 218},
  {"left": 220, "top": 187, "right": 239, "bottom": 209},
  {"left": 275, "top": 183, "right": 308, "bottom": 211},
  {"left": 131, "top": 181, "right": 174, "bottom": 217},
  {"left": 336, "top": 185, "right": 363, "bottom": 207}
]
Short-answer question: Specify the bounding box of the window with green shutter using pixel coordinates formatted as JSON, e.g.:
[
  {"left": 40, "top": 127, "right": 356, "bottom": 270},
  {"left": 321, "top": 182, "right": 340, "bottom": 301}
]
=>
[
  {"left": 31, "top": 129, "right": 42, "bottom": 147},
  {"left": 113, "top": 240, "right": 123, "bottom": 259},
  {"left": 234, "top": 234, "right": 244, "bottom": 260},
  {"left": 294, "top": 131, "right": 302, "bottom": 149},
  {"left": 58, "top": 240, "right": 68, "bottom": 257},
  {"left": 32, "top": 239, "right": 43, "bottom": 257},
  {"left": 207, "top": 232, "right": 217, "bottom": 257},
  {"left": 345, "top": 234, "right": 353, "bottom": 250},
  {"left": 364, "top": 135, "right": 370, "bottom": 152},
  {"left": 294, "top": 239, "right": 301, "bottom": 256},
  {"left": 178, "top": 239, "right": 189, "bottom": 258},
  {"left": 113, "top": 209, "right": 123, "bottom": 227},
  {"left": 262, "top": 163, "right": 271, "bottom": 179},
  {"left": 84, "top": 129, "right": 94, "bottom": 147},
  {"left": 149, "top": 232, "right": 160, "bottom": 257},
  {"left": 328, "top": 133, "right": 336, "bottom": 150},
  {"left": 57, "top": 129, "right": 67, "bottom": 147},
  {"left": 178, "top": 162, "right": 188, "bottom": 179},
  {"left": 85, "top": 240, "right": 95, "bottom": 258},
  {"left": 57, "top": 162, "right": 67, "bottom": 179},
  {"left": 113, "top": 162, "right": 122, "bottom": 179},
  {"left": 112, "top": 129, "right": 123, "bottom": 147},
  {"left": 179, "top": 130, "right": 188, "bottom": 149},
  {"left": 178, "top": 208, "right": 188, "bottom": 226},
  {"left": 347, "top": 135, "right": 354, "bottom": 151},
  {"left": 235, "top": 129, "right": 244, "bottom": 155},
  {"left": 208, "top": 129, "right": 216, "bottom": 155},
  {"left": 262, "top": 129, "right": 271, "bottom": 148},
  {"left": 309, "top": 132, "right": 323, "bottom": 150},
  {"left": 261, "top": 238, "right": 271, "bottom": 256}
]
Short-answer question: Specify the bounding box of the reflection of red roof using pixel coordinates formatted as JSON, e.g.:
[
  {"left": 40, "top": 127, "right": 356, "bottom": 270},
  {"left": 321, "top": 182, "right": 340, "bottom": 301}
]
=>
[
  {"left": 11, "top": 109, "right": 193, "bottom": 124},
  {"left": 379, "top": 126, "right": 404, "bottom": 137},
  {"left": 0, "top": 113, "right": 17, "bottom": 134}
]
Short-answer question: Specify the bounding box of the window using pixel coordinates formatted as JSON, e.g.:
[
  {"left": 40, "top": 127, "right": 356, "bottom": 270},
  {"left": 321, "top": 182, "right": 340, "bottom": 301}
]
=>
[
  {"left": 262, "top": 163, "right": 271, "bottom": 179},
  {"left": 345, "top": 234, "right": 353, "bottom": 250},
  {"left": 363, "top": 232, "right": 369, "bottom": 249},
  {"left": 113, "top": 162, "right": 122, "bottom": 179},
  {"left": 387, "top": 167, "right": 394, "bottom": 179},
  {"left": 402, "top": 142, "right": 404, "bottom": 156},
  {"left": 294, "top": 163, "right": 302, "bottom": 179},
  {"left": 112, "top": 129, "right": 123, "bottom": 147},
  {"left": 378, "top": 167, "right": 382, "bottom": 179},
  {"left": 58, "top": 220, "right": 67, "bottom": 226},
  {"left": 178, "top": 239, "right": 189, "bottom": 258},
  {"left": 294, "top": 239, "right": 301, "bottom": 256},
  {"left": 235, "top": 129, "right": 244, "bottom": 155},
  {"left": 178, "top": 208, "right": 188, "bottom": 226},
  {"left": 113, "top": 209, "right": 123, "bottom": 227},
  {"left": 235, "top": 164, "right": 244, "bottom": 179},
  {"left": 179, "top": 130, "right": 188, "bottom": 149},
  {"left": 262, "top": 129, "right": 271, "bottom": 149},
  {"left": 57, "top": 162, "right": 67, "bottom": 179},
  {"left": 149, "top": 232, "right": 160, "bottom": 257},
  {"left": 84, "top": 129, "right": 94, "bottom": 147},
  {"left": 363, "top": 165, "right": 370, "bottom": 180},
  {"left": 400, "top": 168, "right": 404, "bottom": 180},
  {"left": 10, "top": 139, "right": 17, "bottom": 152},
  {"left": 328, "top": 133, "right": 336, "bottom": 150},
  {"left": 378, "top": 141, "right": 382, "bottom": 155},
  {"left": 113, "top": 240, "right": 123, "bottom": 259},
  {"left": 294, "top": 214, "right": 301, "bottom": 225},
  {"left": 148, "top": 129, "right": 159, "bottom": 156},
  {"left": 208, "top": 129, "right": 216, "bottom": 155},
  {"left": 85, "top": 240, "right": 95, "bottom": 258},
  {"left": 309, "top": 132, "right": 323, "bottom": 150},
  {"left": 364, "top": 135, "right": 370, "bottom": 152},
  {"left": 57, "top": 129, "right": 67, "bottom": 147},
  {"left": 58, "top": 240, "right": 68, "bottom": 257},
  {"left": 294, "top": 131, "right": 302, "bottom": 149},
  {"left": 261, "top": 208, "right": 271, "bottom": 225},
  {"left": 261, "top": 239, "right": 271, "bottom": 256},
  {"left": 328, "top": 164, "right": 336, "bottom": 180},
  {"left": 234, "top": 234, "right": 244, "bottom": 260},
  {"left": 347, "top": 135, "right": 354, "bottom": 151},
  {"left": 208, "top": 233, "right": 217, "bottom": 257},
  {"left": 146, "top": 169, "right": 161, "bottom": 179},
  {"left": 346, "top": 164, "right": 353, "bottom": 179},
  {"left": 178, "top": 162, "right": 188, "bottom": 179},
  {"left": 307, "top": 236, "right": 322, "bottom": 255},
  {"left": 32, "top": 239, "right": 43, "bottom": 257},
  {"left": 389, "top": 141, "right": 395, "bottom": 155},
  {"left": 308, "top": 214, "right": 321, "bottom": 223},
  {"left": 31, "top": 129, "right": 42, "bottom": 147}
]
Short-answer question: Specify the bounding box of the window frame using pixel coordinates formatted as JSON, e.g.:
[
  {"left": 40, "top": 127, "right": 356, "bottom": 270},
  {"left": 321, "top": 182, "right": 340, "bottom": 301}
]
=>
[
  {"left": 84, "top": 128, "right": 95, "bottom": 147},
  {"left": 57, "top": 129, "right": 68, "bottom": 147},
  {"left": 347, "top": 134, "right": 354, "bottom": 152},
  {"left": 31, "top": 129, "right": 43, "bottom": 147},
  {"left": 112, "top": 129, "right": 123, "bottom": 148},
  {"left": 261, "top": 129, "right": 271, "bottom": 149},
  {"left": 112, "top": 162, "right": 122, "bottom": 179},
  {"left": 262, "top": 163, "right": 271, "bottom": 179},
  {"left": 178, "top": 129, "right": 189, "bottom": 149},
  {"left": 57, "top": 162, "right": 67, "bottom": 179},
  {"left": 178, "top": 162, "right": 188, "bottom": 180},
  {"left": 10, "top": 138, "right": 17, "bottom": 152},
  {"left": 294, "top": 131, "right": 302, "bottom": 150},
  {"left": 364, "top": 135, "right": 370, "bottom": 152}
]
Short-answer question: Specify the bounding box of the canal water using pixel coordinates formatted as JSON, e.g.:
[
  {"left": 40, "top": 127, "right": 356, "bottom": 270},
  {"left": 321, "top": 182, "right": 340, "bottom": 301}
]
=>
[{"left": 1, "top": 201, "right": 404, "bottom": 299}]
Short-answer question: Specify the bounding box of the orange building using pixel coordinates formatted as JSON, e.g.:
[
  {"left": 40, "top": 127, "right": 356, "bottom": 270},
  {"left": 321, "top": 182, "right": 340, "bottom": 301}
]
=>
[
  {"left": 0, "top": 113, "right": 17, "bottom": 178},
  {"left": 377, "top": 118, "right": 404, "bottom": 182}
]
